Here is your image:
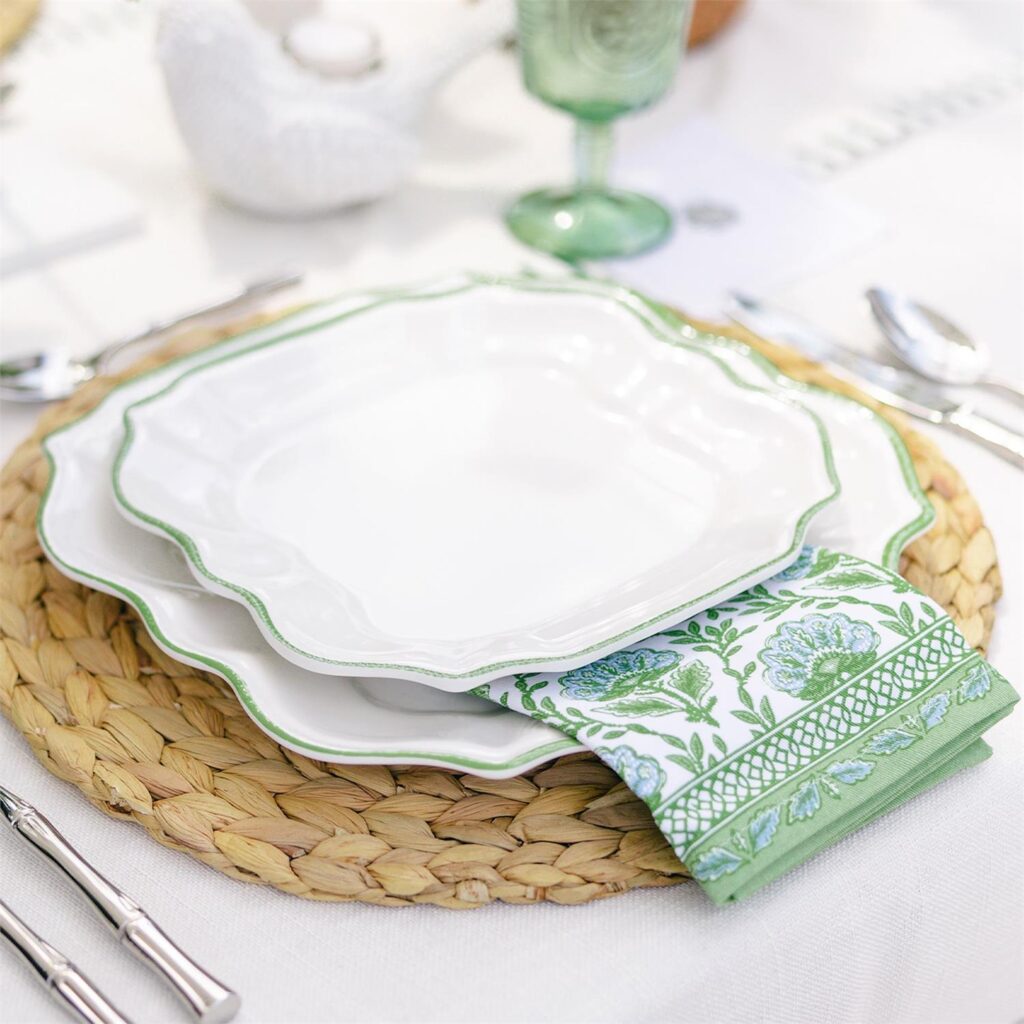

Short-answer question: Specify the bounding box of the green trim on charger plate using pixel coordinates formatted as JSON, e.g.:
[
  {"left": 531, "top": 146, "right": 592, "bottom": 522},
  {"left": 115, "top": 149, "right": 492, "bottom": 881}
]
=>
[
  {"left": 108, "top": 275, "right": 843, "bottom": 683},
  {"left": 35, "top": 273, "right": 931, "bottom": 774},
  {"left": 635, "top": 291, "right": 934, "bottom": 570},
  {"left": 36, "top": 463, "right": 578, "bottom": 771}
]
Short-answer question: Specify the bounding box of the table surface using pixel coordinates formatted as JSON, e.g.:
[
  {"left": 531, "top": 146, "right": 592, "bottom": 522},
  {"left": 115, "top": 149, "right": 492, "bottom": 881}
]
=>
[{"left": 1, "top": 2, "right": 1022, "bottom": 1022}]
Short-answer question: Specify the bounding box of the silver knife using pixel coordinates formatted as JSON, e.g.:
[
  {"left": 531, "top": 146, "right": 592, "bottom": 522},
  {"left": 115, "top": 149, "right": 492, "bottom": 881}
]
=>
[
  {"left": 0, "top": 786, "right": 240, "bottom": 1023},
  {"left": 1, "top": 899, "right": 133, "bottom": 1024},
  {"left": 728, "top": 292, "right": 1024, "bottom": 470}
]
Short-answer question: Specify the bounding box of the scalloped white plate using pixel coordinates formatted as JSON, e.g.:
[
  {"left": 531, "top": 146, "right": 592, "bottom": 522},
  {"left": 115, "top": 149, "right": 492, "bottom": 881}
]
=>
[
  {"left": 111, "top": 278, "right": 840, "bottom": 690},
  {"left": 39, "top": 276, "right": 931, "bottom": 776}
]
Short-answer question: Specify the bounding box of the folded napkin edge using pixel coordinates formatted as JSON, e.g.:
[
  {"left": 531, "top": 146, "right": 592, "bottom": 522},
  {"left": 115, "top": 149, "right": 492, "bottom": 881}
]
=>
[{"left": 694, "top": 674, "right": 1018, "bottom": 905}]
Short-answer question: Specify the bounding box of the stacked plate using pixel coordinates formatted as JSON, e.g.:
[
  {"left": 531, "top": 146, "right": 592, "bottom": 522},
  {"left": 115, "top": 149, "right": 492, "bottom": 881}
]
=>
[{"left": 38, "top": 275, "right": 934, "bottom": 777}]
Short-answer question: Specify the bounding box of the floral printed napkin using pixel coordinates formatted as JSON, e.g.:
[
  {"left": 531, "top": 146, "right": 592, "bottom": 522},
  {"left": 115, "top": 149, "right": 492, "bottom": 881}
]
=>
[{"left": 474, "top": 547, "right": 1018, "bottom": 905}]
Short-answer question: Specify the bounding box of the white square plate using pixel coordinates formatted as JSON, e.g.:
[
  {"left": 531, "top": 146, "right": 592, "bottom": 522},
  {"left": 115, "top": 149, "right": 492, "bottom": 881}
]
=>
[{"left": 110, "top": 278, "right": 840, "bottom": 690}]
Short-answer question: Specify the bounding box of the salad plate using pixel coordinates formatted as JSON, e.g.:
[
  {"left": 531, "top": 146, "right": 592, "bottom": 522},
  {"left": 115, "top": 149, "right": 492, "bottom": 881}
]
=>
[
  {"left": 111, "top": 278, "right": 840, "bottom": 689},
  {"left": 39, "top": 275, "right": 932, "bottom": 776}
]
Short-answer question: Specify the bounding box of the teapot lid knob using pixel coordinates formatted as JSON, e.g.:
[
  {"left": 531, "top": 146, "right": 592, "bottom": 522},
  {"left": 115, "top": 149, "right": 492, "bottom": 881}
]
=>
[{"left": 284, "top": 16, "right": 381, "bottom": 78}]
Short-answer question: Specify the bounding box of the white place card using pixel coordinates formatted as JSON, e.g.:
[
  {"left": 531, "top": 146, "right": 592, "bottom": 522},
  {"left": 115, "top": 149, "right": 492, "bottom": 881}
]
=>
[{"left": 604, "top": 117, "right": 883, "bottom": 319}]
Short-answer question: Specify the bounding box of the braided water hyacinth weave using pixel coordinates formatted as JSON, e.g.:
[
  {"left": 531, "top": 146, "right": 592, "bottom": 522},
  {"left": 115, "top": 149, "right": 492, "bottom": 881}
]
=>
[{"left": 0, "top": 313, "right": 1001, "bottom": 908}]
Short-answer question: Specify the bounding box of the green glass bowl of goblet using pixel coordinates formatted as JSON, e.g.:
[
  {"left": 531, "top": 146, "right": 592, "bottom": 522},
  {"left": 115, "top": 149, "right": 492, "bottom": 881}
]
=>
[{"left": 506, "top": 0, "right": 693, "bottom": 262}]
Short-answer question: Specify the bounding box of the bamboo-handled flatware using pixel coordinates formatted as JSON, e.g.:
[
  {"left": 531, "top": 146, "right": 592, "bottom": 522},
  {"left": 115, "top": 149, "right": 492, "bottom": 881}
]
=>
[
  {"left": 0, "top": 785, "right": 239, "bottom": 1023},
  {"left": 0, "top": 898, "right": 133, "bottom": 1024}
]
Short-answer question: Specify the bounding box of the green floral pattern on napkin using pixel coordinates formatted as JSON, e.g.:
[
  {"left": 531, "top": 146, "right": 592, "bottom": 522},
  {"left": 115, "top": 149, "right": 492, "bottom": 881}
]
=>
[{"left": 475, "top": 548, "right": 1018, "bottom": 904}]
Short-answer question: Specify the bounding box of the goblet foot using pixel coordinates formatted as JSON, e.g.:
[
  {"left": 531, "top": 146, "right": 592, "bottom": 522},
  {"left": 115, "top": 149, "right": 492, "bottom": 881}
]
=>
[{"left": 505, "top": 187, "right": 672, "bottom": 261}]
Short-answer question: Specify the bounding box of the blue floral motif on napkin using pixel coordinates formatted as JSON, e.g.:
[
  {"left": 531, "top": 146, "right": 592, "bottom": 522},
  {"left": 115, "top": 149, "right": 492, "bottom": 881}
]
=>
[{"left": 760, "top": 613, "right": 879, "bottom": 701}]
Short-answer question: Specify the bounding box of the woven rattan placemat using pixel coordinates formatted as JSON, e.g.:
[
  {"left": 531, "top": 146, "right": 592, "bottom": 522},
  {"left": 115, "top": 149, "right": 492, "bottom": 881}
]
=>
[{"left": 0, "top": 314, "right": 1001, "bottom": 908}]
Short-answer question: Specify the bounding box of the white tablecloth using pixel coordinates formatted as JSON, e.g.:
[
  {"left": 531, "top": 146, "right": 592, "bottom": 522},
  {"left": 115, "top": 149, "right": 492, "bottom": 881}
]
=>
[{"left": 1, "top": 2, "right": 1022, "bottom": 1021}]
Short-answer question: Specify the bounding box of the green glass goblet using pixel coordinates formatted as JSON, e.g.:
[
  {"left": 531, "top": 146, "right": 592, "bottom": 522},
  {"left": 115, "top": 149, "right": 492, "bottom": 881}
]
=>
[{"left": 506, "top": 0, "right": 693, "bottom": 262}]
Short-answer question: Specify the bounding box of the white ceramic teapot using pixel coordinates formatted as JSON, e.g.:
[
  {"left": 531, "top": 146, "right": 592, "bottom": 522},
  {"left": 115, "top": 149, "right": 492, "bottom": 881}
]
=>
[{"left": 157, "top": 0, "right": 512, "bottom": 217}]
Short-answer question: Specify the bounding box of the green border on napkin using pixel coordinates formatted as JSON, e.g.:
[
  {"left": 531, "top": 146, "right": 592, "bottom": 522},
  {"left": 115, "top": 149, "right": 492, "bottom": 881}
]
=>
[{"left": 686, "top": 654, "right": 1017, "bottom": 904}]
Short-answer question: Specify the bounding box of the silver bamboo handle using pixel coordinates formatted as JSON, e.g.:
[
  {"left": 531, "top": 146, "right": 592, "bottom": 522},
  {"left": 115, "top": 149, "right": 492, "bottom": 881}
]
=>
[
  {"left": 0, "top": 787, "right": 239, "bottom": 1023},
  {"left": 0, "top": 899, "right": 133, "bottom": 1024}
]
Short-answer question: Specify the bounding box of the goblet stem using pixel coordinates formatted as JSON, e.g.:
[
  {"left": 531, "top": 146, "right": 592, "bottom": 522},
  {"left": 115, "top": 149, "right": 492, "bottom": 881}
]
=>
[
  {"left": 575, "top": 120, "right": 613, "bottom": 192},
  {"left": 506, "top": 105, "right": 672, "bottom": 260}
]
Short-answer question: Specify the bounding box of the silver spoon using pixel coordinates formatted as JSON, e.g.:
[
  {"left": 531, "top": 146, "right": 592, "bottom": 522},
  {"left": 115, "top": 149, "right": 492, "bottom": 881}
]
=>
[
  {"left": 867, "top": 286, "right": 1024, "bottom": 404},
  {"left": 0, "top": 272, "right": 302, "bottom": 403}
]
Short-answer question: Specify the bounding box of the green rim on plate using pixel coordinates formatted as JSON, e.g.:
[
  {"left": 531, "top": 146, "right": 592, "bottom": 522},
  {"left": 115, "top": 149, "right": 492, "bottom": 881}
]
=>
[
  {"left": 638, "top": 293, "right": 934, "bottom": 571},
  {"left": 108, "top": 276, "right": 843, "bottom": 684}
]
